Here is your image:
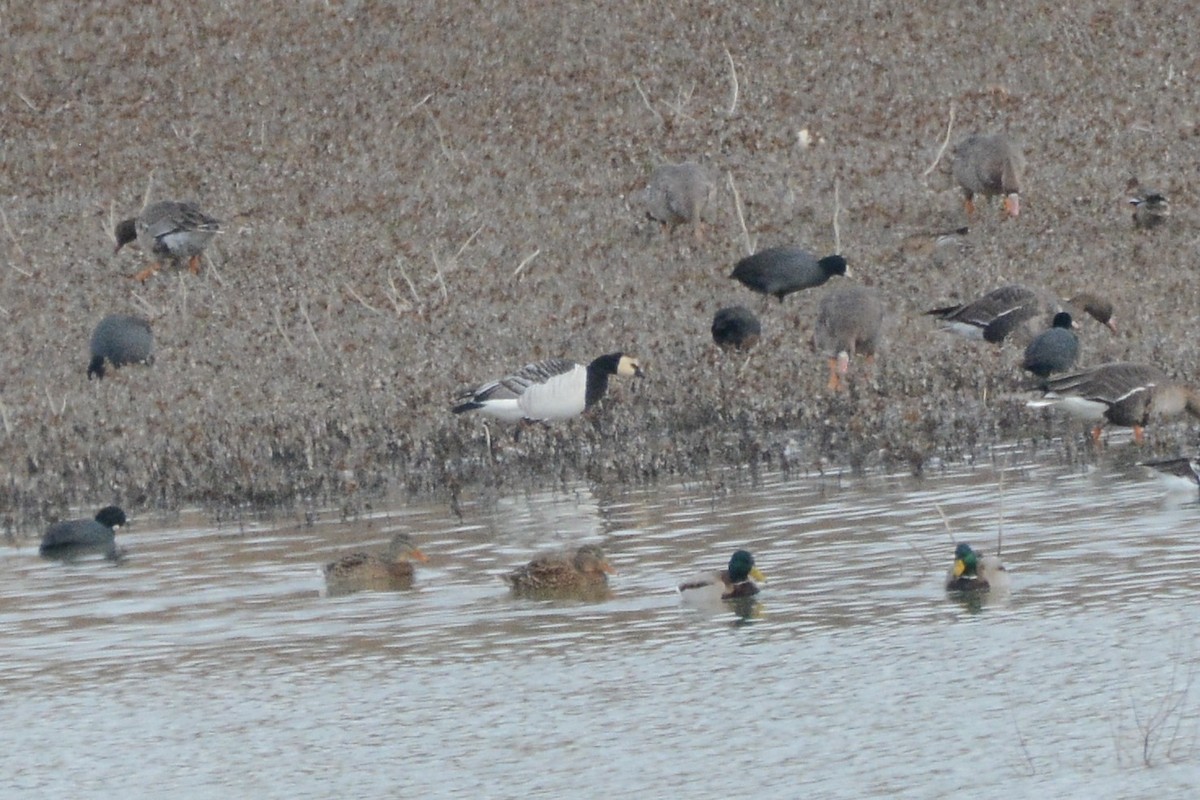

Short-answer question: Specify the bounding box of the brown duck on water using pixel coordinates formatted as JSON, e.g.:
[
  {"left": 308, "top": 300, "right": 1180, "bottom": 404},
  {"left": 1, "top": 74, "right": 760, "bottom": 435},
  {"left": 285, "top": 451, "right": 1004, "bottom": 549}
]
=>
[
  {"left": 323, "top": 533, "right": 428, "bottom": 595},
  {"left": 503, "top": 544, "right": 616, "bottom": 598}
]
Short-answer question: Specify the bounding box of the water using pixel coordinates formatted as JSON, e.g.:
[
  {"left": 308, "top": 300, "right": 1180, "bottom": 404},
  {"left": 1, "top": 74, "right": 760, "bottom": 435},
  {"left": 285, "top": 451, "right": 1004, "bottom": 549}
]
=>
[{"left": 2, "top": 453, "right": 1198, "bottom": 798}]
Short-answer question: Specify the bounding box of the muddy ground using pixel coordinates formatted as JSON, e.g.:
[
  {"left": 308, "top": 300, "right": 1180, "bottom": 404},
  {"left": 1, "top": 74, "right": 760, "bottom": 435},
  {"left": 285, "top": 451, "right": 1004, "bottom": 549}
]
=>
[{"left": 2, "top": 1, "right": 1198, "bottom": 532}]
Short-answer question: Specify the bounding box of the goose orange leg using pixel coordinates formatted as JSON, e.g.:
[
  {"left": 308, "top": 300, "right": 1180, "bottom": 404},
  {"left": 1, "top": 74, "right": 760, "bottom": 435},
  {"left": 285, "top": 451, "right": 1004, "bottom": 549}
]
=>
[
  {"left": 187, "top": 255, "right": 202, "bottom": 275},
  {"left": 132, "top": 262, "right": 161, "bottom": 282},
  {"left": 826, "top": 358, "right": 842, "bottom": 392}
]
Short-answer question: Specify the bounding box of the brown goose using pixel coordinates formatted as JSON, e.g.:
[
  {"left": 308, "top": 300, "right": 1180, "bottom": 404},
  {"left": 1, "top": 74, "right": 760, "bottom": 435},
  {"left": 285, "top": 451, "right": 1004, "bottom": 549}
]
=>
[
  {"left": 951, "top": 133, "right": 1024, "bottom": 218},
  {"left": 639, "top": 162, "right": 715, "bottom": 239},
  {"left": 814, "top": 284, "right": 884, "bottom": 391},
  {"left": 115, "top": 200, "right": 221, "bottom": 282},
  {"left": 927, "top": 285, "right": 1116, "bottom": 344},
  {"left": 1026, "top": 362, "right": 1200, "bottom": 443}
]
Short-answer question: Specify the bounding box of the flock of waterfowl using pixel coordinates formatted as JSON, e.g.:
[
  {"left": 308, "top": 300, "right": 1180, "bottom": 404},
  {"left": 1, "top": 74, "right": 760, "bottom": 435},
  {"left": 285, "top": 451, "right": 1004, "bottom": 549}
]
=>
[{"left": 43, "top": 127, "right": 1196, "bottom": 609}]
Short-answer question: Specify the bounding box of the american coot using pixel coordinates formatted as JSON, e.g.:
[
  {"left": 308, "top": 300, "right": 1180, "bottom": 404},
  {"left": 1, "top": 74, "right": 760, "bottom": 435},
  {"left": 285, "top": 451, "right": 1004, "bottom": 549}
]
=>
[
  {"left": 451, "top": 353, "right": 644, "bottom": 423},
  {"left": 711, "top": 306, "right": 762, "bottom": 351},
  {"left": 730, "top": 247, "right": 848, "bottom": 301},
  {"left": 1128, "top": 188, "right": 1170, "bottom": 230},
  {"left": 927, "top": 285, "right": 1115, "bottom": 344},
  {"left": 39, "top": 505, "right": 127, "bottom": 561},
  {"left": 814, "top": 285, "right": 884, "bottom": 391},
  {"left": 323, "top": 532, "right": 428, "bottom": 596},
  {"left": 1022, "top": 311, "right": 1078, "bottom": 381},
  {"left": 115, "top": 200, "right": 221, "bottom": 282},
  {"left": 640, "top": 161, "right": 715, "bottom": 239},
  {"left": 678, "top": 549, "right": 766, "bottom": 601},
  {"left": 503, "top": 545, "right": 616, "bottom": 598},
  {"left": 1026, "top": 362, "right": 1200, "bottom": 443},
  {"left": 945, "top": 543, "right": 1009, "bottom": 592},
  {"left": 951, "top": 133, "right": 1024, "bottom": 218},
  {"left": 87, "top": 314, "right": 154, "bottom": 380}
]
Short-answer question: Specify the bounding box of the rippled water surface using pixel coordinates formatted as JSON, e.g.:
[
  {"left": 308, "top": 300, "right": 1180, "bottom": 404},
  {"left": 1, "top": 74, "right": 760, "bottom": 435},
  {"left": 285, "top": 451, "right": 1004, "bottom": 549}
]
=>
[{"left": 3, "top": 452, "right": 1199, "bottom": 798}]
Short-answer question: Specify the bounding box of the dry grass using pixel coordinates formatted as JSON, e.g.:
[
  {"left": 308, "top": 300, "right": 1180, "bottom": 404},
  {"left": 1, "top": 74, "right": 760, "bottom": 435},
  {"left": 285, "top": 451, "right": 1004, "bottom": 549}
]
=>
[{"left": 2, "top": 1, "right": 1198, "bottom": 532}]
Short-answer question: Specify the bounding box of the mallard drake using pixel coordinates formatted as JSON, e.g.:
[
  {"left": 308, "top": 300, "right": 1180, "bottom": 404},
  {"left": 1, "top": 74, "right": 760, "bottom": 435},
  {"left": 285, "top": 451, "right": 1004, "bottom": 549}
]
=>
[
  {"left": 39, "top": 505, "right": 127, "bottom": 561},
  {"left": 451, "top": 353, "right": 643, "bottom": 423},
  {"left": 951, "top": 133, "right": 1024, "bottom": 218},
  {"left": 678, "top": 549, "right": 766, "bottom": 601},
  {"left": 814, "top": 284, "right": 884, "bottom": 391},
  {"left": 1129, "top": 187, "right": 1170, "bottom": 230},
  {"left": 711, "top": 306, "right": 762, "bottom": 351},
  {"left": 1026, "top": 362, "right": 1200, "bottom": 443},
  {"left": 730, "top": 247, "right": 847, "bottom": 301},
  {"left": 115, "top": 200, "right": 221, "bottom": 282},
  {"left": 323, "top": 532, "right": 428, "bottom": 595},
  {"left": 640, "top": 161, "right": 715, "bottom": 239},
  {"left": 945, "top": 542, "right": 1009, "bottom": 592},
  {"left": 503, "top": 544, "right": 616, "bottom": 597},
  {"left": 87, "top": 314, "right": 154, "bottom": 380},
  {"left": 926, "top": 285, "right": 1116, "bottom": 344},
  {"left": 1021, "top": 311, "right": 1078, "bottom": 381}
]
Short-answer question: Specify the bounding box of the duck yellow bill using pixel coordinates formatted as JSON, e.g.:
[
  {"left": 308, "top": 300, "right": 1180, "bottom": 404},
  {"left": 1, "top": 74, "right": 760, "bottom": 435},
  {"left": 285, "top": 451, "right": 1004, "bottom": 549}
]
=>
[
  {"left": 750, "top": 566, "right": 766, "bottom": 582},
  {"left": 953, "top": 559, "right": 966, "bottom": 577}
]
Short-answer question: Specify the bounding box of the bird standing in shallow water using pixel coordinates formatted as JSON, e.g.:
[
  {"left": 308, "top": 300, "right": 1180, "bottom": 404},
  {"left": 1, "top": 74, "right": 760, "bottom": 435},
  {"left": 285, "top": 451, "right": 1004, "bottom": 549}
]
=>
[
  {"left": 639, "top": 161, "right": 715, "bottom": 240},
  {"left": 950, "top": 133, "right": 1024, "bottom": 218},
  {"left": 452, "top": 352, "right": 643, "bottom": 423},
  {"left": 87, "top": 314, "right": 154, "bottom": 380},
  {"left": 945, "top": 542, "right": 1009, "bottom": 593},
  {"left": 40, "top": 506, "right": 127, "bottom": 561},
  {"left": 115, "top": 200, "right": 221, "bottom": 282},
  {"left": 504, "top": 544, "right": 616, "bottom": 598},
  {"left": 814, "top": 284, "right": 884, "bottom": 391},
  {"left": 323, "top": 532, "right": 428, "bottom": 595},
  {"left": 1021, "top": 311, "right": 1078, "bottom": 382},
  {"left": 730, "top": 247, "right": 847, "bottom": 302},
  {"left": 678, "top": 549, "right": 766, "bottom": 601}
]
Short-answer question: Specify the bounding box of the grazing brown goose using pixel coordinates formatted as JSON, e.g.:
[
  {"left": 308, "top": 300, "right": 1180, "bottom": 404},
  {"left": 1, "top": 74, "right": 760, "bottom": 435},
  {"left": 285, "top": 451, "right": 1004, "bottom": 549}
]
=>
[
  {"left": 951, "top": 133, "right": 1024, "bottom": 218},
  {"left": 814, "top": 284, "right": 884, "bottom": 391},
  {"left": 1026, "top": 362, "right": 1200, "bottom": 443},
  {"left": 640, "top": 162, "right": 715, "bottom": 239},
  {"left": 927, "top": 285, "right": 1115, "bottom": 344},
  {"left": 323, "top": 533, "right": 428, "bottom": 595},
  {"left": 115, "top": 200, "right": 221, "bottom": 282}
]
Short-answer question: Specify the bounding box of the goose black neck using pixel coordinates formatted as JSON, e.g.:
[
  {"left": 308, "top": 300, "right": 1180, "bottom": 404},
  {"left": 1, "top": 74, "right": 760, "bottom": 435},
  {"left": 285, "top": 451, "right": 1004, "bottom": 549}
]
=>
[{"left": 585, "top": 353, "right": 622, "bottom": 408}]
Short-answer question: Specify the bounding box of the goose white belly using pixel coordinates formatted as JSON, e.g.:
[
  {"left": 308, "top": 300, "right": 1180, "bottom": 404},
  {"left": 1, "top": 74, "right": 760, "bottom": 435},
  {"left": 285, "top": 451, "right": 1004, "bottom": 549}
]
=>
[{"left": 1027, "top": 395, "right": 1108, "bottom": 421}]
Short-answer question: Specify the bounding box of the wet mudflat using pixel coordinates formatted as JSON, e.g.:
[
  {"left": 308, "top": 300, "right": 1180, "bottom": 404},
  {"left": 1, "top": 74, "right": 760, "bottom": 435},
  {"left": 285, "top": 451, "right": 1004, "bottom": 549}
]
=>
[{"left": 3, "top": 454, "right": 1197, "bottom": 798}]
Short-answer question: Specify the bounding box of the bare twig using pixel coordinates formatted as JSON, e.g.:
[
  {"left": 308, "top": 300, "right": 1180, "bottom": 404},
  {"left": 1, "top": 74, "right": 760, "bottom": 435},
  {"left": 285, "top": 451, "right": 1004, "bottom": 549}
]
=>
[
  {"left": 273, "top": 307, "right": 299, "bottom": 356},
  {"left": 142, "top": 170, "right": 155, "bottom": 209},
  {"left": 130, "top": 291, "right": 160, "bottom": 318},
  {"left": 723, "top": 46, "right": 739, "bottom": 116},
  {"left": 632, "top": 78, "right": 662, "bottom": 125},
  {"left": 299, "top": 298, "right": 327, "bottom": 357},
  {"left": 383, "top": 271, "right": 412, "bottom": 316},
  {"left": 905, "top": 539, "right": 935, "bottom": 570},
  {"left": 455, "top": 223, "right": 485, "bottom": 260},
  {"left": 430, "top": 248, "right": 449, "bottom": 301},
  {"left": 0, "top": 399, "right": 12, "bottom": 434},
  {"left": 832, "top": 179, "right": 842, "bottom": 254},
  {"left": 407, "top": 92, "right": 434, "bottom": 116},
  {"left": 934, "top": 504, "right": 956, "bottom": 544},
  {"left": 44, "top": 388, "right": 66, "bottom": 417},
  {"left": 16, "top": 91, "right": 38, "bottom": 112},
  {"left": 424, "top": 107, "right": 454, "bottom": 161},
  {"left": 344, "top": 283, "right": 380, "bottom": 313},
  {"left": 996, "top": 467, "right": 1005, "bottom": 556},
  {"left": 512, "top": 248, "right": 540, "bottom": 278},
  {"left": 922, "top": 103, "right": 956, "bottom": 177},
  {"left": 395, "top": 258, "right": 421, "bottom": 306},
  {"left": 0, "top": 208, "right": 32, "bottom": 276},
  {"left": 726, "top": 171, "right": 755, "bottom": 255}
]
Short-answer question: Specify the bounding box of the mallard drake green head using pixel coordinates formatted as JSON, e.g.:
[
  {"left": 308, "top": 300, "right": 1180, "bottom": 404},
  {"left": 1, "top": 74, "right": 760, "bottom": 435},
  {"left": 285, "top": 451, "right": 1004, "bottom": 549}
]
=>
[
  {"left": 323, "top": 532, "right": 428, "bottom": 595},
  {"left": 945, "top": 542, "right": 1008, "bottom": 592},
  {"left": 504, "top": 544, "right": 616, "bottom": 598},
  {"left": 452, "top": 353, "right": 644, "bottom": 423},
  {"left": 679, "top": 549, "right": 766, "bottom": 601}
]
